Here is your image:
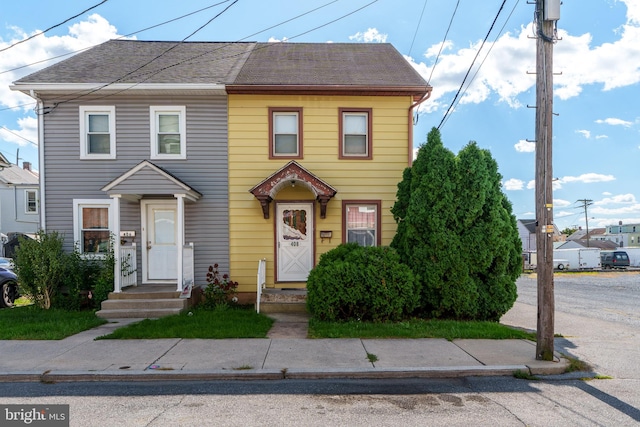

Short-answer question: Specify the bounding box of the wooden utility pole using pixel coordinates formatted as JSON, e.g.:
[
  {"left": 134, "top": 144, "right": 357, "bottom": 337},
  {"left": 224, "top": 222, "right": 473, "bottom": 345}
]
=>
[
  {"left": 535, "top": 0, "right": 559, "bottom": 361},
  {"left": 577, "top": 199, "right": 593, "bottom": 247}
]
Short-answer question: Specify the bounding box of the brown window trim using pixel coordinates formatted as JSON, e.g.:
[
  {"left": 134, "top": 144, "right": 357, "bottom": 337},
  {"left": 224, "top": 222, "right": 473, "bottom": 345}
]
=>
[
  {"left": 342, "top": 200, "right": 382, "bottom": 246},
  {"left": 339, "top": 108, "right": 372, "bottom": 160},
  {"left": 269, "top": 107, "right": 303, "bottom": 160}
]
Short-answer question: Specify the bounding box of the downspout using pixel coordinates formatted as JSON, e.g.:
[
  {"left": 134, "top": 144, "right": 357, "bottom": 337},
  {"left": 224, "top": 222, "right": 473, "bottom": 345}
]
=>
[
  {"left": 407, "top": 87, "right": 433, "bottom": 166},
  {"left": 31, "top": 90, "right": 46, "bottom": 231}
]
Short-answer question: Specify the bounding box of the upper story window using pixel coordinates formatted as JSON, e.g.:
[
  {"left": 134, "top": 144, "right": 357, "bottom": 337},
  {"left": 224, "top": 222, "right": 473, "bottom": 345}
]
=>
[
  {"left": 73, "top": 199, "right": 114, "bottom": 256},
  {"left": 339, "top": 108, "right": 372, "bottom": 159},
  {"left": 25, "top": 190, "right": 38, "bottom": 214},
  {"left": 79, "top": 106, "right": 116, "bottom": 159},
  {"left": 269, "top": 107, "right": 303, "bottom": 159},
  {"left": 343, "top": 200, "right": 381, "bottom": 247},
  {"left": 150, "top": 106, "right": 186, "bottom": 159}
]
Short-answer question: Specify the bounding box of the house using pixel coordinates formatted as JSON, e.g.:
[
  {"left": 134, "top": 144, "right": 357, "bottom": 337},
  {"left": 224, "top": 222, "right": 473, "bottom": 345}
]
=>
[
  {"left": 0, "top": 158, "right": 39, "bottom": 256},
  {"left": 555, "top": 239, "right": 618, "bottom": 250},
  {"left": 11, "top": 40, "right": 430, "bottom": 305},
  {"left": 517, "top": 219, "right": 562, "bottom": 253}
]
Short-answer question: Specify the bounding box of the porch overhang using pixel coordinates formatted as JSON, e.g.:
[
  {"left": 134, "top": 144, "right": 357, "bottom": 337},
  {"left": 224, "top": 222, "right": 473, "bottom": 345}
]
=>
[
  {"left": 101, "top": 160, "right": 202, "bottom": 201},
  {"left": 249, "top": 161, "right": 337, "bottom": 219}
]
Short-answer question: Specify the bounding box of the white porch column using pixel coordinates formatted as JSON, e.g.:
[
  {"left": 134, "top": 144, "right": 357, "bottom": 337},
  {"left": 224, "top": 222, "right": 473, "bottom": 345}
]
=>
[
  {"left": 175, "top": 194, "right": 185, "bottom": 292},
  {"left": 111, "top": 194, "right": 122, "bottom": 293}
]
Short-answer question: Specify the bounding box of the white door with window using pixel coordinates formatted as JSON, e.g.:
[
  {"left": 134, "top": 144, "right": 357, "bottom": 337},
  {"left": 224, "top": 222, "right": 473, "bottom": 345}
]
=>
[
  {"left": 277, "top": 203, "right": 314, "bottom": 282},
  {"left": 143, "top": 201, "right": 178, "bottom": 282}
]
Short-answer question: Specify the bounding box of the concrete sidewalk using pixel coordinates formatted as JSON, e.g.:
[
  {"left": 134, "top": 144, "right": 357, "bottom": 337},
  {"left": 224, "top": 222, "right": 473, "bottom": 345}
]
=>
[{"left": 0, "top": 318, "right": 569, "bottom": 382}]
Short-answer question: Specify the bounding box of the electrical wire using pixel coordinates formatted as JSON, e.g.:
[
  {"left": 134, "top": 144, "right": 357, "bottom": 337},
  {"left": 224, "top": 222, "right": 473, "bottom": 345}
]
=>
[
  {"left": 0, "top": 0, "right": 109, "bottom": 54},
  {"left": 437, "top": 0, "right": 508, "bottom": 130},
  {"left": 408, "top": 0, "right": 428, "bottom": 58},
  {"left": 427, "top": 0, "right": 460, "bottom": 86},
  {"left": 0, "top": 126, "right": 37, "bottom": 146},
  {"left": 439, "top": 0, "right": 521, "bottom": 129}
]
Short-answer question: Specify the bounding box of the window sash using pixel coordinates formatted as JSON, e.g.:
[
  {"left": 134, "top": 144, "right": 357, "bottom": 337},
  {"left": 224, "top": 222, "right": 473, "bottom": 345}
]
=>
[
  {"left": 273, "top": 113, "right": 299, "bottom": 156},
  {"left": 345, "top": 204, "right": 377, "bottom": 247},
  {"left": 73, "top": 200, "right": 113, "bottom": 256},
  {"left": 150, "top": 106, "right": 186, "bottom": 159},
  {"left": 339, "top": 109, "right": 371, "bottom": 158},
  {"left": 80, "top": 106, "right": 115, "bottom": 158},
  {"left": 25, "top": 190, "right": 37, "bottom": 213}
]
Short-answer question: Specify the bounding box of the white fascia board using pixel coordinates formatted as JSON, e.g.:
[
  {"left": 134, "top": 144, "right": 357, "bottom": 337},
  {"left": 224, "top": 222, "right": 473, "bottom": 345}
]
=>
[{"left": 10, "top": 83, "right": 226, "bottom": 95}]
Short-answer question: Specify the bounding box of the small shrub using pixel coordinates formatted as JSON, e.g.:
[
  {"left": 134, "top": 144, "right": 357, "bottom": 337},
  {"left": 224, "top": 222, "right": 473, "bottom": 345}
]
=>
[
  {"left": 306, "top": 243, "right": 418, "bottom": 322},
  {"left": 201, "top": 263, "right": 238, "bottom": 309}
]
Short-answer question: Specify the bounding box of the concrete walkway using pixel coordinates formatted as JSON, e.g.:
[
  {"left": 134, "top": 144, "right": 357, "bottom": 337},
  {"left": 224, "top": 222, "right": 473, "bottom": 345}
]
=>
[{"left": 0, "top": 315, "right": 569, "bottom": 383}]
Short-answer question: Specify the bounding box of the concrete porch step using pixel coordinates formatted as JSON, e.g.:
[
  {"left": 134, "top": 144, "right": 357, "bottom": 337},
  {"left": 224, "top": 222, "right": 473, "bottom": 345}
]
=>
[
  {"left": 100, "top": 298, "right": 188, "bottom": 310},
  {"left": 258, "top": 288, "right": 307, "bottom": 314},
  {"left": 96, "top": 308, "right": 183, "bottom": 319}
]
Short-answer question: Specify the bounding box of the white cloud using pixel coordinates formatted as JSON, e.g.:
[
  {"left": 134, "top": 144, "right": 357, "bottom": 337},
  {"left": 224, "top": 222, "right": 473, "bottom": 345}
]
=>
[
  {"left": 559, "top": 173, "right": 616, "bottom": 184},
  {"left": 595, "top": 118, "right": 633, "bottom": 127},
  {"left": 514, "top": 139, "right": 535, "bottom": 153},
  {"left": 407, "top": 1, "right": 640, "bottom": 112},
  {"left": 349, "top": 28, "right": 387, "bottom": 43},
  {"left": 553, "top": 199, "right": 572, "bottom": 208},
  {"left": 268, "top": 37, "right": 288, "bottom": 43},
  {"left": 527, "top": 179, "right": 563, "bottom": 190},
  {"left": 595, "top": 135, "right": 609, "bottom": 139},
  {"left": 527, "top": 180, "right": 535, "bottom": 190},
  {"left": 594, "top": 193, "right": 637, "bottom": 205},
  {"left": 576, "top": 129, "right": 591, "bottom": 139},
  {"left": 504, "top": 178, "right": 524, "bottom": 190},
  {"left": 591, "top": 204, "right": 640, "bottom": 216}
]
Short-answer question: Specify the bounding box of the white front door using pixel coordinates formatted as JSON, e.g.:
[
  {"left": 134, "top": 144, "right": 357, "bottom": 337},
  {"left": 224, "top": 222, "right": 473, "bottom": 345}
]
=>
[
  {"left": 143, "top": 201, "right": 178, "bottom": 282},
  {"left": 277, "top": 202, "right": 314, "bottom": 282}
]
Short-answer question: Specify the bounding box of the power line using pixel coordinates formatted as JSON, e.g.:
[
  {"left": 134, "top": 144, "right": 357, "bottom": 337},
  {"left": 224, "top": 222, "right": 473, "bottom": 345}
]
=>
[
  {"left": 408, "top": 0, "right": 428, "bottom": 58},
  {"left": 439, "top": 0, "right": 521, "bottom": 129},
  {"left": 0, "top": 126, "right": 37, "bottom": 146},
  {"left": 0, "top": 1, "right": 109, "bottom": 54},
  {"left": 427, "top": 0, "right": 460, "bottom": 86},
  {"left": 437, "top": 0, "right": 508, "bottom": 130}
]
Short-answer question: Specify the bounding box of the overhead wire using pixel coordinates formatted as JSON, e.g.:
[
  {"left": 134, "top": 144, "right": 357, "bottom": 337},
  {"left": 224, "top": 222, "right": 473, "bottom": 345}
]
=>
[
  {"left": 0, "top": 0, "right": 109, "bottom": 54},
  {"left": 437, "top": 0, "right": 508, "bottom": 130},
  {"left": 408, "top": 0, "right": 428, "bottom": 58},
  {"left": 427, "top": 0, "right": 460, "bottom": 86},
  {"left": 439, "top": 0, "right": 521, "bottom": 129},
  {"left": 0, "top": 126, "right": 37, "bottom": 146}
]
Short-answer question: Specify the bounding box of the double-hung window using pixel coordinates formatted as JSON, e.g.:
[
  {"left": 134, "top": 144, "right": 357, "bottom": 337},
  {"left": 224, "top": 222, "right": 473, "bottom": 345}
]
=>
[
  {"left": 269, "top": 107, "right": 303, "bottom": 159},
  {"left": 25, "top": 190, "right": 38, "bottom": 214},
  {"left": 79, "top": 106, "right": 116, "bottom": 159},
  {"left": 343, "top": 201, "right": 381, "bottom": 246},
  {"left": 151, "top": 106, "right": 186, "bottom": 159},
  {"left": 73, "top": 199, "right": 114, "bottom": 255},
  {"left": 339, "top": 108, "right": 372, "bottom": 159}
]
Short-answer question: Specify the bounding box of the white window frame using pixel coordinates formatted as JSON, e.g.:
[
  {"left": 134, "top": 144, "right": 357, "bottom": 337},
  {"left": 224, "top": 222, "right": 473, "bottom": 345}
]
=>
[
  {"left": 344, "top": 202, "right": 379, "bottom": 247},
  {"left": 150, "top": 106, "right": 187, "bottom": 160},
  {"left": 25, "top": 189, "right": 38, "bottom": 214},
  {"left": 79, "top": 106, "right": 116, "bottom": 159},
  {"left": 73, "top": 199, "right": 115, "bottom": 257}
]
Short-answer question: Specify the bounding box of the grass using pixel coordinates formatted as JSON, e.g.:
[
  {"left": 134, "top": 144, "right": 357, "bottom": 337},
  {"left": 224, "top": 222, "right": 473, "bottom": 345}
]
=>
[
  {"left": 97, "top": 306, "right": 274, "bottom": 339},
  {"left": 0, "top": 305, "right": 107, "bottom": 340},
  {"left": 308, "top": 318, "right": 537, "bottom": 340}
]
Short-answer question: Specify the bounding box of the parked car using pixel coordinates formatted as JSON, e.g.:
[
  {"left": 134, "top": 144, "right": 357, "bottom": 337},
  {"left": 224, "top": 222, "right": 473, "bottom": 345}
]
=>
[
  {"left": 0, "top": 257, "right": 15, "bottom": 271},
  {"left": 600, "top": 250, "right": 630, "bottom": 269},
  {"left": 553, "top": 259, "right": 570, "bottom": 271},
  {"left": 0, "top": 266, "right": 18, "bottom": 308}
]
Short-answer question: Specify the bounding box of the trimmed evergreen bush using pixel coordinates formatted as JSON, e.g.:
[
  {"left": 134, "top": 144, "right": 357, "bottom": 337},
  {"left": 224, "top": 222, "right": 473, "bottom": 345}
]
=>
[{"left": 306, "top": 243, "right": 418, "bottom": 322}]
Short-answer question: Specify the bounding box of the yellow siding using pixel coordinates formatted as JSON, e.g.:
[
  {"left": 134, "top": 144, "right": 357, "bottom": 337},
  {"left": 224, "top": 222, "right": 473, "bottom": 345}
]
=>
[{"left": 228, "top": 95, "right": 413, "bottom": 292}]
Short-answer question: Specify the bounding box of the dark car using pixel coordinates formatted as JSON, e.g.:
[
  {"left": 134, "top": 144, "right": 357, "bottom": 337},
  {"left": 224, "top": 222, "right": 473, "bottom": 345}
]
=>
[
  {"left": 0, "top": 266, "right": 19, "bottom": 308},
  {"left": 600, "top": 250, "right": 630, "bottom": 269}
]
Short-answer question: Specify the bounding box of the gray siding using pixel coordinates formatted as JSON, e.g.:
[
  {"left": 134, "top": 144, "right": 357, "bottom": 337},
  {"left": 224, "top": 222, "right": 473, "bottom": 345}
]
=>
[{"left": 41, "top": 95, "right": 229, "bottom": 285}]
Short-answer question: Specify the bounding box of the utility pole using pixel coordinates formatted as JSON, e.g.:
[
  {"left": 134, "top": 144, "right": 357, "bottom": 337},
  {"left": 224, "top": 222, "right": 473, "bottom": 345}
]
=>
[
  {"left": 577, "top": 199, "right": 593, "bottom": 247},
  {"left": 535, "top": 0, "right": 559, "bottom": 361}
]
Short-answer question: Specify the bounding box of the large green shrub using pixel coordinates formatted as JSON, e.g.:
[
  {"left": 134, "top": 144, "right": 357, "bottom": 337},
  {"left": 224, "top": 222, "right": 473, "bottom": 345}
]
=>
[
  {"left": 306, "top": 243, "right": 418, "bottom": 322},
  {"left": 14, "top": 231, "right": 115, "bottom": 310},
  {"left": 391, "top": 128, "right": 520, "bottom": 321}
]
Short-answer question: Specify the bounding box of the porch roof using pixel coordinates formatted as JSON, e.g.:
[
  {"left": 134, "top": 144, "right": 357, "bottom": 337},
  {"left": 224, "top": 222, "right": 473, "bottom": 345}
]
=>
[{"left": 101, "top": 160, "right": 202, "bottom": 201}]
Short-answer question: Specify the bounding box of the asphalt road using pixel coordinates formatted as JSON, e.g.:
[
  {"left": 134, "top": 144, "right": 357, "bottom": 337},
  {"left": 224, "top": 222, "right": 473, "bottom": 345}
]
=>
[{"left": 1, "top": 272, "right": 638, "bottom": 426}]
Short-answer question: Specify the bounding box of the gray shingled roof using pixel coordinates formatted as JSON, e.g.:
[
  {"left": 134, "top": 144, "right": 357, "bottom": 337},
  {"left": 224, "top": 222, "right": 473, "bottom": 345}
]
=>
[
  {"left": 233, "top": 43, "right": 428, "bottom": 87},
  {"left": 14, "top": 40, "right": 256, "bottom": 85},
  {"left": 14, "top": 40, "right": 428, "bottom": 91},
  {"left": 0, "top": 165, "right": 38, "bottom": 185}
]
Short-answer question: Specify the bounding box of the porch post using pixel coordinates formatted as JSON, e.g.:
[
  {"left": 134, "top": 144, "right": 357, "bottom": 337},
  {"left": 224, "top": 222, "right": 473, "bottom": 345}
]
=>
[
  {"left": 112, "top": 195, "right": 122, "bottom": 293},
  {"left": 176, "top": 194, "right": 185, "bottom": 292}
]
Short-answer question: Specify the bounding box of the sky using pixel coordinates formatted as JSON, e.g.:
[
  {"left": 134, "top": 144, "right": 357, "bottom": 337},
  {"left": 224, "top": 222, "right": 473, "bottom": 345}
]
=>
[{"left": 1, "top": 0, "right": 639, "bottom": 232}]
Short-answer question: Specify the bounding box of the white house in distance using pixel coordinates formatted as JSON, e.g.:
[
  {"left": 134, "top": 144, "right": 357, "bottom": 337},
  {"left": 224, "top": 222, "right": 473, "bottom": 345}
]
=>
[{"left": 0, "top": 155, "right": 39, "bottom": 256}]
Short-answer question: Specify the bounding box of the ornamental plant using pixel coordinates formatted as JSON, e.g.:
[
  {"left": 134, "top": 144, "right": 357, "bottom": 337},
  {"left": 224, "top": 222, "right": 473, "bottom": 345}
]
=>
[{"left": 201, "top": 263, "right": 238, "bottom": 309}]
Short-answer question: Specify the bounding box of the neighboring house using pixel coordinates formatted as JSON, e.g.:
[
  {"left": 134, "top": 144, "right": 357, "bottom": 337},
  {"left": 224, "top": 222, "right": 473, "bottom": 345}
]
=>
[
  {"left": 603, "top": 221, "right": 640, "bottom": 247},
  {"left": 517, "top": 219, "right": 561, "bottom": 253},
  {"left": 0, "top": 159, "right": 39, "bottom": 255},
  {"left": 556, "top": 239, "right": 618, "bottom": 250},
  {"left": 11, "top": 40, "right": 431, "bottom": 301}
]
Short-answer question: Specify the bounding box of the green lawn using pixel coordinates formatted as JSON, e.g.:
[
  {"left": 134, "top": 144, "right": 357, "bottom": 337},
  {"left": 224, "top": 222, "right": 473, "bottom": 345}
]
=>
[
  {"left": 0, "top": 305, "right": 107, "bottom": 340},
  {"left": 97, "top": 307, "right": 275, "bottom": 339},
  {"left": 309, "top": 318, "right": 536, "bottom": 340}
]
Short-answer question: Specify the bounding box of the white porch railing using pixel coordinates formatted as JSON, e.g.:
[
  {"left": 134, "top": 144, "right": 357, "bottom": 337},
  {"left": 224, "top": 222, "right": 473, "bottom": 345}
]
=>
[
  {"left": 255, "top": 258, "right": 266, "bottom": 313},
  {"left": 120, "top": 243, "right": 137, "bottom": 289},
  {"left": 180, "top": 243, "right": 194, "bottom": 298}
]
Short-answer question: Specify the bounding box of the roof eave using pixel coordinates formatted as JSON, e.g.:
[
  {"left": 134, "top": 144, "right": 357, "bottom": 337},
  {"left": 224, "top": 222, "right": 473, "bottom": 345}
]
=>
[
  {"left": 10, "top": 83, "right": 227, "bottom": 97},
  {"left": 227, "top": 84, "right": 430, "bottom": 100}
]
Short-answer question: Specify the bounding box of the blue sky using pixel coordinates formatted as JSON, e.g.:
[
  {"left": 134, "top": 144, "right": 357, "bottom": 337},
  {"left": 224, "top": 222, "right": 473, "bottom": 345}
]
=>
[{"left": 1, "top": 0, "right": 639, "bottom": 231}]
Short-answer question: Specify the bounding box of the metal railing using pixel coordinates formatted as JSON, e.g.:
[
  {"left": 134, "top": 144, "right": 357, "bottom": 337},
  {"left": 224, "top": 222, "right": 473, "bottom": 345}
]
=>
[
  {"left": 120, "top": 243, "right": 137, "bottom": 289},
  {"left": 256, "top": 258, "right": 266, "bottom": 313},
  {"left": 180, "top": 243, "right": 194, "bottom": 298}
]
